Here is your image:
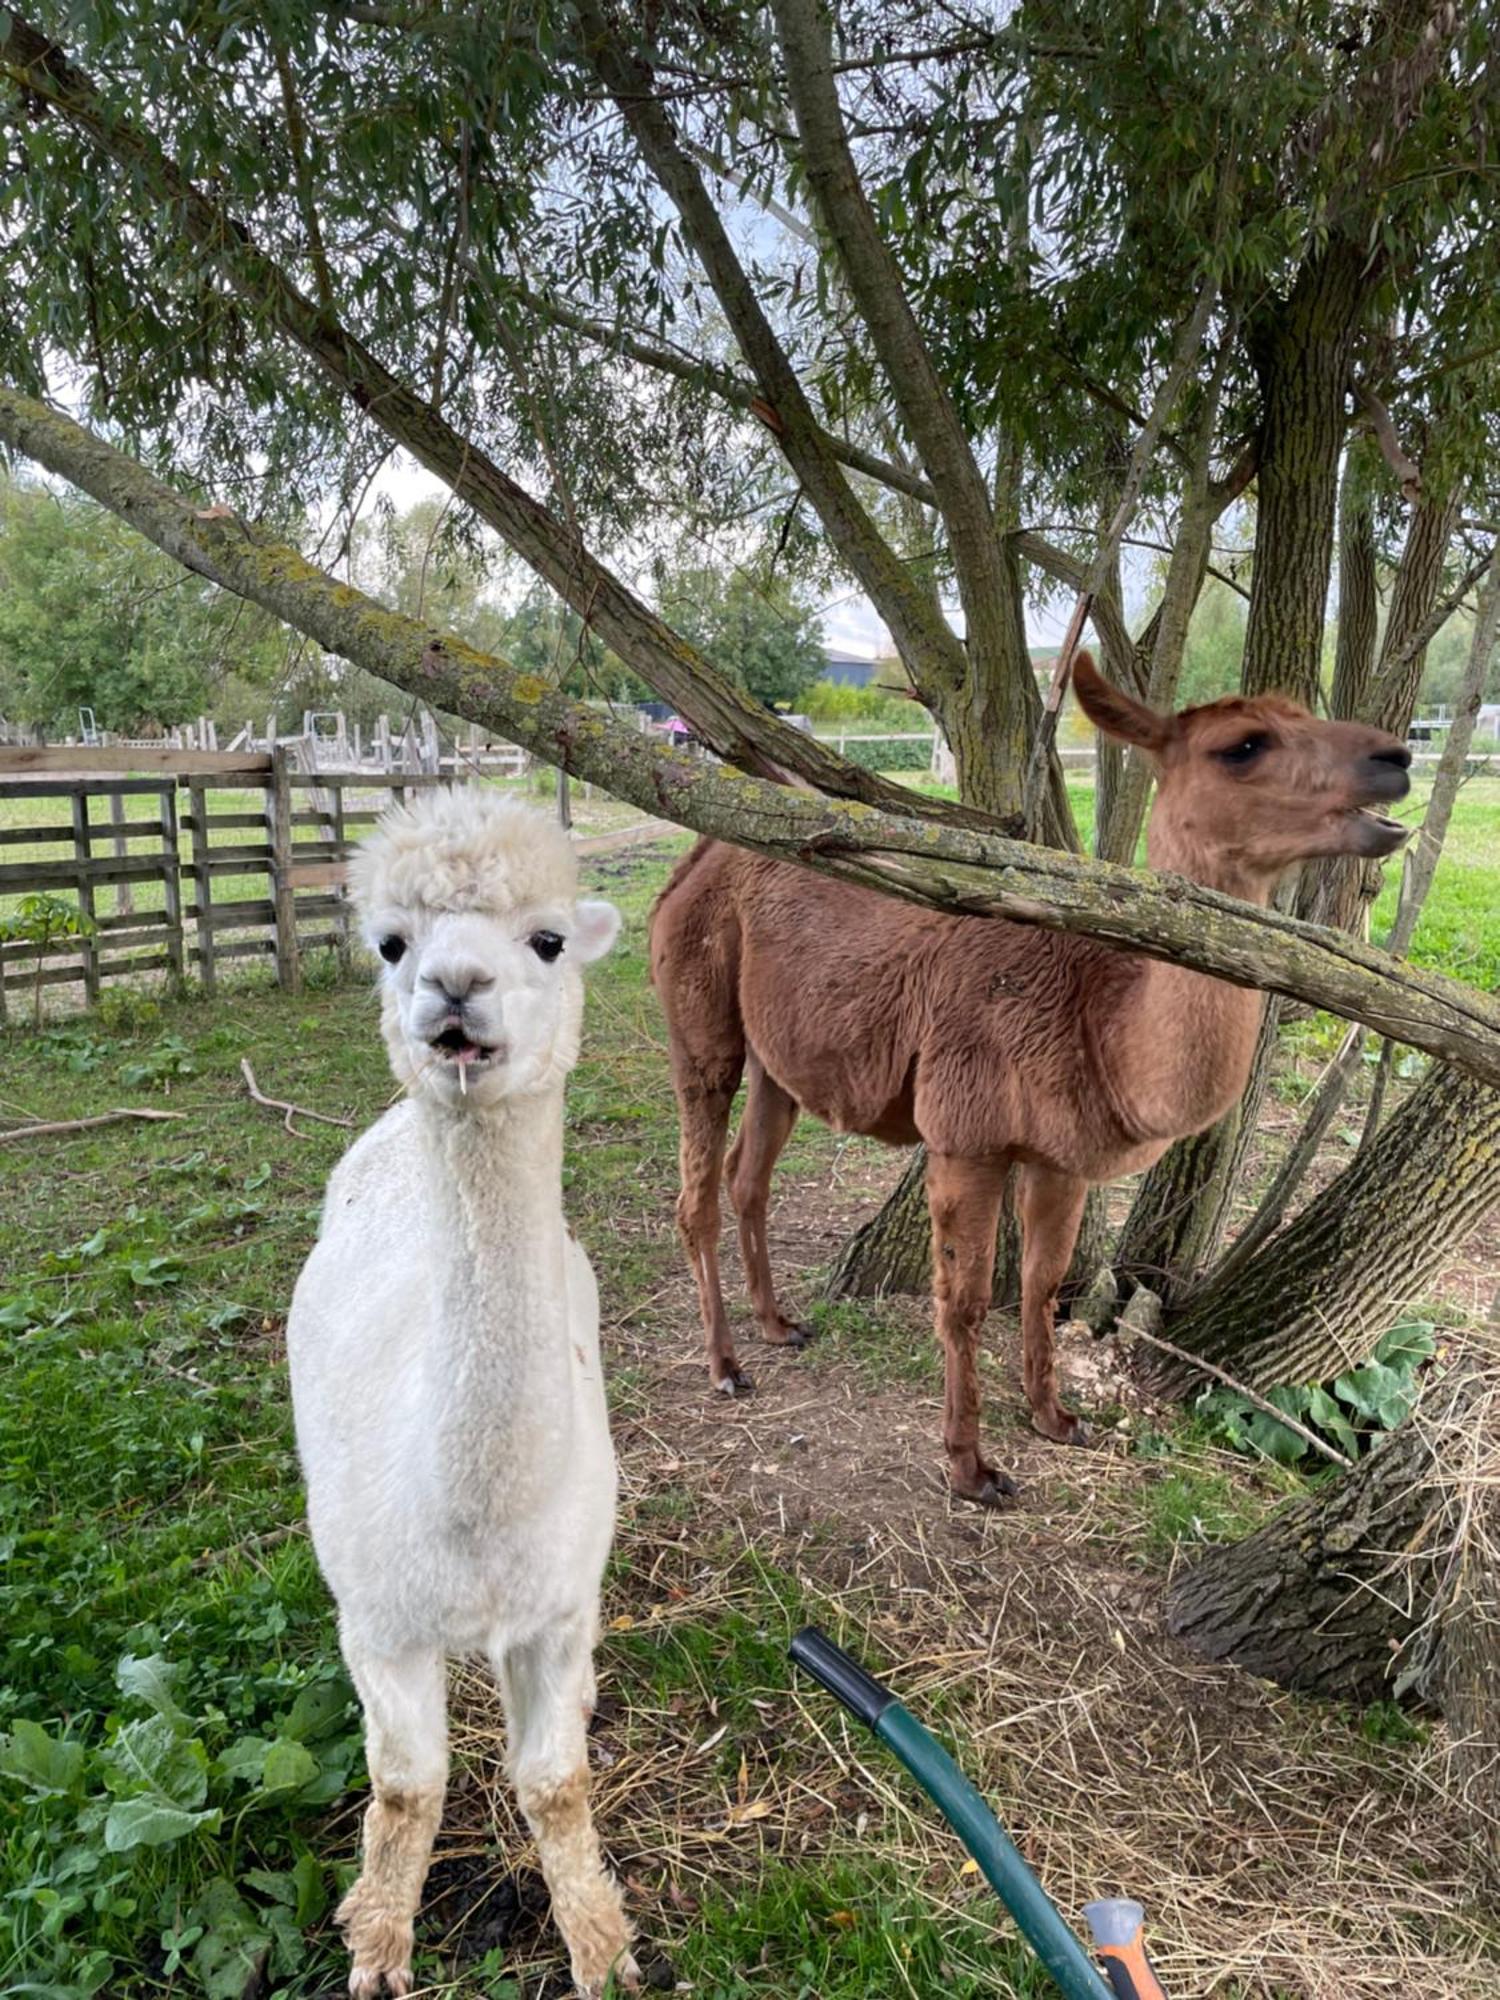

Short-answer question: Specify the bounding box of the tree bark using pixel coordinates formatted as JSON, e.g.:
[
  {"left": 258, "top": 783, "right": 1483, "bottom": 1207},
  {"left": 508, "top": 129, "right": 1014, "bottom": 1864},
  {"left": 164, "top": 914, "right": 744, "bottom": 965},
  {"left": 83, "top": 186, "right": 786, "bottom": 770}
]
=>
[
  {"left": 1240, "top": 244, "right": 1369, "bottom": 702},
  {"left": 1165, "top": 1353, "right": 1486, "bottom": 1704},
  {"left": 826, "top": 1149, "right": 1108, "bottom": 1304},
  {"left": 1312, "top": 472, "right": 1461, "bottom": 932},
  {"left": 1119, "top": 243, "right": 1373, "bottom": 1286},
  {"left": 1330, "top": 436, "right": 1380, "bottom": 724},
  {"left": 1145, "top": 1058, "right": 1500, "bottom": 1395},
  {"left": 6, "top": 385, "right": 1500, "bottom": 1086}
]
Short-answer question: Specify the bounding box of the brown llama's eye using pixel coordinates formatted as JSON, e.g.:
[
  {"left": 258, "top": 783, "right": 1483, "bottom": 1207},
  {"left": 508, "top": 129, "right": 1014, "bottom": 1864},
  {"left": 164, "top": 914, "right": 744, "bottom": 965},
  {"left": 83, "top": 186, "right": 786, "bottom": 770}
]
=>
[
  {"left": 1216, "top": 733, "right": 1270, "bottom": 767},
  {"left": 529, "top": 931, "right": 565, "bottom": 963},
  {"left": 378, "top": 935, "right": 407, "bottom": 964}
]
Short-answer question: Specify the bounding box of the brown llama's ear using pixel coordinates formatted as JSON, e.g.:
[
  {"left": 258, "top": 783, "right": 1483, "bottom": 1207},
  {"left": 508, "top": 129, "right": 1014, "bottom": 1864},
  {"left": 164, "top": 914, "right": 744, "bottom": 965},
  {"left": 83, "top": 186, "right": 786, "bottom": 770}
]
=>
[{"left": 1071, "top": 651, "right": 1174, "bottom": 753}]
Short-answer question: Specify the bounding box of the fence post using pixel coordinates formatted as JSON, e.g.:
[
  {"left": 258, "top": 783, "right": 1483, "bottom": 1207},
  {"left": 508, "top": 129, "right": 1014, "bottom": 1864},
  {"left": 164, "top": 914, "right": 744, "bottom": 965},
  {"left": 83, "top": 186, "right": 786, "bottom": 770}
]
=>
[
  {"left": 267, "top": 746, "right": 302, "bottom": 994},
  {"left": 160, "top": 782, "right": 186, "bottom": 990},
  {"left": 71, "top": 788, "right": 100, "bottom": 1006},
  {"left": 109, "top": 789, "right": 135, "bottom": 917},
  {"left": 331, "top": 777, "right": 352, "bottom": 980},
  {"left": 187, "top": 779, "right": 217, "bottom": 995}
]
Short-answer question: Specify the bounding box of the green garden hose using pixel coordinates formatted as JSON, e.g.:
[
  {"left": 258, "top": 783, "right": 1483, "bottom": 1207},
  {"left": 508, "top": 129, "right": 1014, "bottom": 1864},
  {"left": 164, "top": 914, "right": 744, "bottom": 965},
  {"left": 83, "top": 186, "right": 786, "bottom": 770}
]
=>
[{"left": 789, "top": 1628, "right": 1167, "bottom": 2000}]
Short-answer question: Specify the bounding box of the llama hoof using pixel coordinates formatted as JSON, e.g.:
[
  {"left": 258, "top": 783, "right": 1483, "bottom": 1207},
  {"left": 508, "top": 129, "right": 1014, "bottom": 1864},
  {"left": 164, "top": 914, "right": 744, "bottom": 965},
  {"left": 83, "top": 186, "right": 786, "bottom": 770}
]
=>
[
  {"left": 768, "top": 1320, "right": 815, "bottom": 1350},
  {"left": 714, "top": 1369, "right": 754, "bottom": 1396},
  {"left": 949, "top": 1462, "right": 1019, "bottom": 1507},
  {"left": 972, "top": 1472, "right": 1019, "bottom": 1508},
  {"left": 1034, "top": 1408, "right": 1091, "bottom": 1447}
]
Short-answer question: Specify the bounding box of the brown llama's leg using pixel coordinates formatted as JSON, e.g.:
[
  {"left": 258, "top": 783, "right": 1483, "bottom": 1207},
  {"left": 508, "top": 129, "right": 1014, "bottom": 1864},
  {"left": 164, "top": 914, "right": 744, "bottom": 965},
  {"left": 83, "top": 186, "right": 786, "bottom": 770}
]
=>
[
  {"left": 668, "top": 1044, "right": 751, "bottom": 1394},
  {"left": 1016, "top": 1164, "right": 1091, "bottom": 1446},
  {"left": 725, "top": 1054, "right": 808, "bottom": 1349},
  {"left": 926, "top": 1152, "right": 1015, "bottom": 1507}
]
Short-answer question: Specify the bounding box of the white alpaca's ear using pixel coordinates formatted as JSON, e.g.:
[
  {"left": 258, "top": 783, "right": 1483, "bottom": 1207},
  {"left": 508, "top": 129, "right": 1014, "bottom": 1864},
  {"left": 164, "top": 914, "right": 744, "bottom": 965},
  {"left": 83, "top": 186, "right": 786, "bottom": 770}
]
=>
[{"left": 571, "top": 899, "right": 621, "bottom": 965}]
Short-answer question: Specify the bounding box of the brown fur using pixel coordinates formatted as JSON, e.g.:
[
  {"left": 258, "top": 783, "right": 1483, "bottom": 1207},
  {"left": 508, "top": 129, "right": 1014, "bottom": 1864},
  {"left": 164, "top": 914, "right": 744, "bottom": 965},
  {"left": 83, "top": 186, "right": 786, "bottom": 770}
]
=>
[{"left": 650, "top": 654, "right": 1412, "bottom": 1504}]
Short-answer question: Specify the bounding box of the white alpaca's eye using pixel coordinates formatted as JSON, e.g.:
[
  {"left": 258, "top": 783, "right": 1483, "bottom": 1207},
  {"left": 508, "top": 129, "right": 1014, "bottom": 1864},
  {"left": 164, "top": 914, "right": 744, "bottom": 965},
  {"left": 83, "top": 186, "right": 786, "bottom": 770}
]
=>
[
  {"left": 378, "top": 935, "right": 407, "bottom": 965},
  {"left": 529, "top": 931, "right": 564, "bottom": 963}
]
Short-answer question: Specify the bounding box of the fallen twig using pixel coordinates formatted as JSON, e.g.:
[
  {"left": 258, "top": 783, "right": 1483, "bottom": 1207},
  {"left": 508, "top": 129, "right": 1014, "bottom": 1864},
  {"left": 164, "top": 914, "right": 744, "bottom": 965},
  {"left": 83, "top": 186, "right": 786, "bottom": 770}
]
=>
[
  {"left": 0, "top": 1108, "right": 188, "bottom": 1144},
  {"left": 1126, "top": 1323, "right": 1355, "bottom": 1471},
  {"left": 240, "top": 1058, "right": 354, "bottom": 1138},
  {"left": 190, "top": 1522, "right": 306, "bottom": 1572}
]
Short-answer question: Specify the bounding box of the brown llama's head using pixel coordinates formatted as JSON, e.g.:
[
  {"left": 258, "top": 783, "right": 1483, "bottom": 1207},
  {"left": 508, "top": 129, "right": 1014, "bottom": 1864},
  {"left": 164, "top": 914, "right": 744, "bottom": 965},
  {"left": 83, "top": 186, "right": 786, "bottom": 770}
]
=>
[{"left": 1072, "top": 652, "right": 1411, "bottom": 885}]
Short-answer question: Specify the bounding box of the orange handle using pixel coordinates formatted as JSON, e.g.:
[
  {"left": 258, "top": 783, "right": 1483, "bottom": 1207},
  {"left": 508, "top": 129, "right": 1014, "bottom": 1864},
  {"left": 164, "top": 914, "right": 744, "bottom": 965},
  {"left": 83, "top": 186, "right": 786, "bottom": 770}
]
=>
[{"left": 1097, "top": 1927, "right": 1169, "bottom": 2000}]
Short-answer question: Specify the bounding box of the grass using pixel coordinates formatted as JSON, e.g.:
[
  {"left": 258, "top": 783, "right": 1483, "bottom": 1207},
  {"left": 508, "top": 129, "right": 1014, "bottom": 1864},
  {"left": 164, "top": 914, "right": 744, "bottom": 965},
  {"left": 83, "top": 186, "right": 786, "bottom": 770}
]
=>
[{"left": 3, "top": 834, "right": 1498, "bottom": 1997}]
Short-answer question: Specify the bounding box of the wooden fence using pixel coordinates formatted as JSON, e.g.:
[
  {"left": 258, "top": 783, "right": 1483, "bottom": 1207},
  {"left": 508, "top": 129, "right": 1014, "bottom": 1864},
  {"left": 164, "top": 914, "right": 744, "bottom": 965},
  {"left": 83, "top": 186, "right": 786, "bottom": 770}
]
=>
[{"left": 0, "top": 748, "right": 443, "bottom": 1020}]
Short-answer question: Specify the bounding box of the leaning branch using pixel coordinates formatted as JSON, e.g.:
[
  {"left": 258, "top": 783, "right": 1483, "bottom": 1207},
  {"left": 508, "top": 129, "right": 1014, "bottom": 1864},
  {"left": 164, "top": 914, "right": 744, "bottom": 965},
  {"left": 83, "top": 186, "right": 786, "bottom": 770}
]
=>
[{"left": 7, "top": 383, "right": 1500, "bottom": 1087}]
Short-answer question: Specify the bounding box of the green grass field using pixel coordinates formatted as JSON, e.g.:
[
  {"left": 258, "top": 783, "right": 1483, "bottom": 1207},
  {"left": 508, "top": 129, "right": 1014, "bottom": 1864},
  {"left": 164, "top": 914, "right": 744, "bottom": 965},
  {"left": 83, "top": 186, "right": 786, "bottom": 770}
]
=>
[{"left": 2, "top": 812, "right": 1497, "bottom": 1998}]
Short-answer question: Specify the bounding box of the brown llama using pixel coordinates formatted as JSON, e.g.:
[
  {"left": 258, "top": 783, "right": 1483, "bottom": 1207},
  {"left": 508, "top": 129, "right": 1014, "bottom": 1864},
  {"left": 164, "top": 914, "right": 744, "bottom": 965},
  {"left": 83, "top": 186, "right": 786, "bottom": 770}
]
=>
[{"left": 649, "top": 653, "right": 1412, "bottom": 1505}]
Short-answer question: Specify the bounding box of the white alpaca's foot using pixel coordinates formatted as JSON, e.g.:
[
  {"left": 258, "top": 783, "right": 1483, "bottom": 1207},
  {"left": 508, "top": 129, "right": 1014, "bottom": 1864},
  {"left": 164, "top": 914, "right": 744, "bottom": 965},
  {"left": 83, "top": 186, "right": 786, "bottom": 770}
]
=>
[
  {"left": 563, "top": 1892, "right": 638, "bottom": 1998},
  {"left": 338, "top": 1878, "right": 415, "bottom": 1997}
]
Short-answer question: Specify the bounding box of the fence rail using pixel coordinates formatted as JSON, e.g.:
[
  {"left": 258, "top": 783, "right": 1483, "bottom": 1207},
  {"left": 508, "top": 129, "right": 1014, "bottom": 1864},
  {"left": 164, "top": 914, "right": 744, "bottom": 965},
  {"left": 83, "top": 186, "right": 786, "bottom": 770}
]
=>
[{"left": 0, "top": 750, "right": 440, "bottom": 1021}]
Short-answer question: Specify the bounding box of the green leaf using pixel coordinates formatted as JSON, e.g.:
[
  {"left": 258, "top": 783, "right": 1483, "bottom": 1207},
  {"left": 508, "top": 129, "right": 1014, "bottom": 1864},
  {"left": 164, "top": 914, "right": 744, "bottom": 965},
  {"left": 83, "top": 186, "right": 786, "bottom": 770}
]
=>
[
  {"left": 281, "top": 1676, "right": 350, "bottom": 1743},
  {"left": 102, "top": 1716, "right": 208, "bottom": 1808},
  {"left": 259, "top": 1736, "right": 320, "bottom": 1795},
  {"left": 1245, "top": 1409, "right": 1307, "bottom": 1464},
  {"left": 1335, "top": 1362, "right": 1404, "bottom": 1424},
  {"left": 0, "top": 1717, "right": 86, "bottom": 1795},
  {"left": 103, "top": 1794, "right": 221, "bottom": 1852},
  {"left": 116, "top": 1651, "right": 186, "bottom": 1721},
  {"left": 217, "top": 1734, "right": 273, "bottom": 1784},
  {"left": 1375, "top": 1319, "right": 1437, "bottom": 1368},
  {"left": 1305, "top": 1386, "right": 1360, "bottom": 1456}
]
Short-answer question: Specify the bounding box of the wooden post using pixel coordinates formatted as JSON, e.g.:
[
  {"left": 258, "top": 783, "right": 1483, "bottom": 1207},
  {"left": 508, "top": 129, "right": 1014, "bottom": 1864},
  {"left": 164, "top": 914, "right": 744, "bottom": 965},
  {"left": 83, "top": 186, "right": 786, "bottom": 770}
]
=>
[
  {"left": 71, "top": 789, "right": 100, "bottom": 1006},
  {"left": 267, "top": 746, "right": 301, "bottom": 994},
  {"left": 557, "top": 767, "right": 572, "bottom": 829},
  {"left": 109, "top": 788, "right": 134, "bottom": 917},
  {"left": 160, "top": 781, "right": 185, "bottom": 990},
  {"left": 187, "top": 779, "right": 216, "bottom": 995},
  {"left": 331, "top": 777, "right": 352, "bottom": 980}
]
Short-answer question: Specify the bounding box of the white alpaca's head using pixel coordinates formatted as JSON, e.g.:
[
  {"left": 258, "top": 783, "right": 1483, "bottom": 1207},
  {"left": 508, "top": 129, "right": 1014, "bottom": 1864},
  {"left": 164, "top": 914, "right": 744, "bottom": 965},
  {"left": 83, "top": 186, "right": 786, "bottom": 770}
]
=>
[{"left": 349, "top": 788, "right": 620, "bottom": 1108}]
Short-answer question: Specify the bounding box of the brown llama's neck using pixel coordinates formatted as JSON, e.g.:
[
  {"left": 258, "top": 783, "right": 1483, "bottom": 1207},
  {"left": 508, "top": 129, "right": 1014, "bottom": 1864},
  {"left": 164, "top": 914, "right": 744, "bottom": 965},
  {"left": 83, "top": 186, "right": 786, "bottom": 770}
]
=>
[{"left": 1101, "top": 806, "right": 1275, "bottom": 1144}]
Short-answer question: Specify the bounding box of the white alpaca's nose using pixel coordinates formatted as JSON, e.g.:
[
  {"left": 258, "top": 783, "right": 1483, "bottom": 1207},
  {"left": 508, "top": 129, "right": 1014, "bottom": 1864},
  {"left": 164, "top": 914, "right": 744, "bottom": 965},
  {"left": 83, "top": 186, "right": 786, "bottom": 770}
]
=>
[{"left": 417, "top": 955, "right": 495, "bottom": 1010}]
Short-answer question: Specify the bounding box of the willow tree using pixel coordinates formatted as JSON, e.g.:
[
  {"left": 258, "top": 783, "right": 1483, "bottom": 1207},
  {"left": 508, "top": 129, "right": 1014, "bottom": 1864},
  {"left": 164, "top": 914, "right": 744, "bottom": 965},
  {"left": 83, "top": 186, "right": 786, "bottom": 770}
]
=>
[{"left": 3, "top": 0, "right": 1498, "bottom": 1377}]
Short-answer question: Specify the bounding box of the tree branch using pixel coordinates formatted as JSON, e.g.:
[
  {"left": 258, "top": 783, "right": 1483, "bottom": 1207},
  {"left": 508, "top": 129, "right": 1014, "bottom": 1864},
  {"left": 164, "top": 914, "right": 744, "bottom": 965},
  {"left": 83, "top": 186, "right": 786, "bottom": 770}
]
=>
[
  {"left": 7, "top": 382, "right": 1500, "bottom": 1087},
  {"left": 0, "top": 11, "right": 980, "bottom": 827},
  {"left": 572, "top": 0, "right": 971, "bottom": 700},
  {"left": 769, "top": 0, "right": 1015, "bottom": 616},
  {"left": 1021, "top": 278, "right": 1220, "bottom": 831},
  {"left": 503, "top": 278, "right": 940, "bottom": 506},
  {"left": 268, "top": 36, "right": 335, "bottom": 313},
  {"left": 1351, "top": 377, "right": 1423, "bottom": 501}
]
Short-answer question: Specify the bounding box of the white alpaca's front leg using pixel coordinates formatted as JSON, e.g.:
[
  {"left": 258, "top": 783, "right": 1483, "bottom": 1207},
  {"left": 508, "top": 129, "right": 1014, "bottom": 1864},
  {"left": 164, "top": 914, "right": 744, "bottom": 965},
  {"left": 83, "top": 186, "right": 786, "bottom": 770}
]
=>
[
  {"left": 496, "top": 1617, "right": 638, "bottom": 1998},
  {"left": 337, "top": 1643, "right": 449, "bottom": 1998}
]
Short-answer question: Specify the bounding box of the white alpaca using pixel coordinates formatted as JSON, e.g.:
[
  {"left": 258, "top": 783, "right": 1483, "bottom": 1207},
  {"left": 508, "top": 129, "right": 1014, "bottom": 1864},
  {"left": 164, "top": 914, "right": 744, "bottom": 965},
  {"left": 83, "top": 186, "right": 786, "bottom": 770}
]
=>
[{"left": 287, "top": 788, "right": 637, "bottom": 1999}]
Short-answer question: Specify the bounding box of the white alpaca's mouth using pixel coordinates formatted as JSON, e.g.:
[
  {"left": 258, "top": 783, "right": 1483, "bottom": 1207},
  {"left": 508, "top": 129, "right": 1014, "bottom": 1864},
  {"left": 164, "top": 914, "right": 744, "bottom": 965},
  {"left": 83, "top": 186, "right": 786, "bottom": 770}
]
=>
[{"left": 429, "top": 1023, "right": 502, "bottom": 1069}]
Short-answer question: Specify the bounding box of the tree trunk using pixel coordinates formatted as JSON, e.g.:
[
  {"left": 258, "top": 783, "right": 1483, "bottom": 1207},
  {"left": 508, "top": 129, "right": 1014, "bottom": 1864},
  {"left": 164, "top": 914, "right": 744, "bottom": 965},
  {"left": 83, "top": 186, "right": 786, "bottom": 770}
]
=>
[
  {"left": 1165, "top": 1352, "right": 1486, "bottom": 1704},
  {"left": 1311, "top": 474, "right": 1460, "bottom": 931},
  {"left": 1436, "top": 1463, "right": 1500, "bottom": 1893},
  {"left": 1145, "top": 1059, "right": 1500, "bottom": 1395},
  {"left": 826, "top": 1148, "right": 1108, "bottom": 1305},
  {"left": 1330, "top": 436, "right": 1380, "bottom": 723},
  {"left": 1115, "top": 995, "right": 1283, "bottom": 1301},
  {"left": 1119, "top": 244, "right": 1369, "bottom": 1284}
]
